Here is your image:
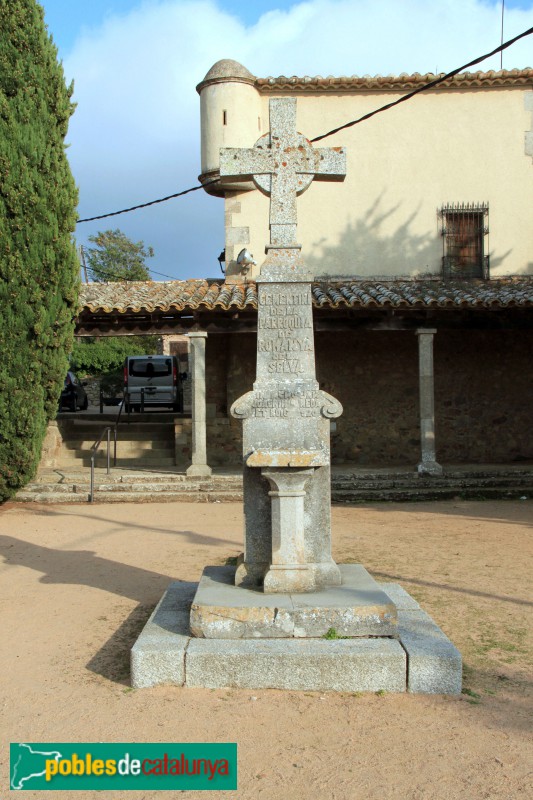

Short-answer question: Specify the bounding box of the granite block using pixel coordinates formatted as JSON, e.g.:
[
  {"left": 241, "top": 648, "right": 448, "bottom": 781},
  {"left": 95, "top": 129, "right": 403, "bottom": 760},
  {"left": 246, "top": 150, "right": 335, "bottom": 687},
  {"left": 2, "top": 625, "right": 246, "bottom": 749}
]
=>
[
  {"left": 398, "top": 609, "right": 462, "bottom": 695},
  {"left": 190, "top": 564, "right": 397, "bottom": 638},
  {"left": 186, "top": 637, "right": 406, "bottom": 692},
  {"left": 379, "top": 582, "right": 421, "bottom": 610},
  {"left": 130, "top": 581, "right": 195, "bottom": 689}
]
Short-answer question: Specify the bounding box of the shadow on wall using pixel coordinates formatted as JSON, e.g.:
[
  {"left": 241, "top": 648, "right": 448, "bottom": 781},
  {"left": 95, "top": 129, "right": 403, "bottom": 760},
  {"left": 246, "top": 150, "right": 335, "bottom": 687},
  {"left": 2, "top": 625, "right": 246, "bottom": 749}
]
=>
[
  {"left": 307, "top": 193, "right": 513, "bottom": 278},
  {"left": 308, "top": 195, "right": 438, "bottom": 277}
]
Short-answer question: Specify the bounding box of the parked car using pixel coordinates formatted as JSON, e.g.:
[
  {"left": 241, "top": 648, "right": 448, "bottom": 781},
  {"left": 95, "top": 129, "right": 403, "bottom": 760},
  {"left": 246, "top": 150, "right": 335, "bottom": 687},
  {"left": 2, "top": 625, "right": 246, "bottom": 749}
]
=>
[
  {"left": 123, "top": 355, "right": 183, "bottom": 412},
  {"left": 59, "top": 371, "right": 89, "bottom": 412}
]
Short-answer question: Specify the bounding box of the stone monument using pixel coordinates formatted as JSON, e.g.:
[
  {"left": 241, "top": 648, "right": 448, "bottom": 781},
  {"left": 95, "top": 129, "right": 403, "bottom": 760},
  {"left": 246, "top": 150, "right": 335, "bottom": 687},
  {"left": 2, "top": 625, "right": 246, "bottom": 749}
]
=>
[
  {"left": 131, "top": 96, "right": 462, "bottom": 694},
  {"left": 223, "top": 96, "right": 345, "bottom": 594},
  {"left": 189, "top": 97, "right": 396, "bottom": 638}
]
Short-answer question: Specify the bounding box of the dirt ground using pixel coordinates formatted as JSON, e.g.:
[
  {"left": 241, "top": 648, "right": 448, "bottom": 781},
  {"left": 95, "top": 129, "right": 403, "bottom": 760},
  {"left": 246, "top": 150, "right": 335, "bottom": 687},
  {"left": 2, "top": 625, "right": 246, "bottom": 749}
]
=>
[{"left": 0, "top": 498, "right": 531, "bottom": 799}]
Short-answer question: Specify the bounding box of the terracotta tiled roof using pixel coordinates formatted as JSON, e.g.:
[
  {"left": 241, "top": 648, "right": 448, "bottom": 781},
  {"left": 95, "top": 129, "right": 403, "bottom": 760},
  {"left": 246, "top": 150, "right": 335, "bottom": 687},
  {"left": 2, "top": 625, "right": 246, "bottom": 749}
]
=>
[
  {"left": 257, "top": 68, "right": 533, "bottom": 93},
  {"left": 312, "top": 279, "right": 533, "bottom": 308},
  {"left": 79, "top": 278, "right": 533, "bottom": 314}
]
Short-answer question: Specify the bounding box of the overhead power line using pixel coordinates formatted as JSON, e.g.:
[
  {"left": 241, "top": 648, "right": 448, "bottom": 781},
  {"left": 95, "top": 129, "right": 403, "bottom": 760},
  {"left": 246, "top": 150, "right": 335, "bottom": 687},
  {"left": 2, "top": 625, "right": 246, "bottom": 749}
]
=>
[
  {"left": 85, "top": 263, "right": 177, "bottom": 282},
  {"left": 76, "top": 24, "right": 533, "bottom": 224},
  {"left": 76, "top": 179, "right": 218, "bottom": 224},
  {"left": 311, "top": 24, "right": 533, "bottom": 142}
]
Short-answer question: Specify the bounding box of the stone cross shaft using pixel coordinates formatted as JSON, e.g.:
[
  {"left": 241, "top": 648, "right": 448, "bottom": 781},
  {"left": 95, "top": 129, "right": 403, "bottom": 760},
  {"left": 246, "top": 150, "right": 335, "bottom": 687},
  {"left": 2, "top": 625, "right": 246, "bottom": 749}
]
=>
[
  {"left": 223, "top": 97, "right": 346, "bottom": 594},
  {"left": 220, "top": 97, "right": 346, "bottom": 247}
]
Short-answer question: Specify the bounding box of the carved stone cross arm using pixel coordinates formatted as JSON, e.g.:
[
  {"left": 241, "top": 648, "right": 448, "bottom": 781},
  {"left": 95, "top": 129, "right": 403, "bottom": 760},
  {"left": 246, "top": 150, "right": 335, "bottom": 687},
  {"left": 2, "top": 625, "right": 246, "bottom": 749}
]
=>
[{"left": 219, "top": 97, "right": 346, "bottom": 248}]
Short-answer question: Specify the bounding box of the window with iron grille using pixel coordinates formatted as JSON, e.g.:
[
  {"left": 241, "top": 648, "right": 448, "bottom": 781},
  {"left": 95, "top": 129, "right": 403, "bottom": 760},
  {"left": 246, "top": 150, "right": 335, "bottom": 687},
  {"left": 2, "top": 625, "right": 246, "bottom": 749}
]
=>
[{"left": 439, "top": 203, "right": 489, "bottom": 279}]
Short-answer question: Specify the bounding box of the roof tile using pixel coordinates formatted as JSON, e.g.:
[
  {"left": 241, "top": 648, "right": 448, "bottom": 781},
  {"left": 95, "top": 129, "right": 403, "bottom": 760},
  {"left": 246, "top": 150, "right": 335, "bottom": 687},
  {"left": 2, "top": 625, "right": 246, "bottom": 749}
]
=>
[{"left": 79, "top": 278, "right": 533, "bottom": 315}]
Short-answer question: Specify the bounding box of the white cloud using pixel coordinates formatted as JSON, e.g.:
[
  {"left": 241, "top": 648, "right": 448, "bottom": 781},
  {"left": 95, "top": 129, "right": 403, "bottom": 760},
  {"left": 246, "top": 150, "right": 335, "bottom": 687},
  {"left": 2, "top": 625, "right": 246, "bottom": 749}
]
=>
[{"left": 66, "top": 0, "right": 533, "bottom": 279}]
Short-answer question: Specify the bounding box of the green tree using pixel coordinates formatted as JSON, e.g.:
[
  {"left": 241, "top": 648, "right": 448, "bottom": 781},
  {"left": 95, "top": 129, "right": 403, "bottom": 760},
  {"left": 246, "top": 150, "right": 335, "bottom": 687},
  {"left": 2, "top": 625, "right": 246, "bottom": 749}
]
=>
[
  {"left": 0, "top": 1, "right": 79, "bottom": 502},
  {"left": 85, "top": 229, "right": 153, "bottom": 282},
  {"left": 71, "top": 336, "right": 161, "bottom": 375}
]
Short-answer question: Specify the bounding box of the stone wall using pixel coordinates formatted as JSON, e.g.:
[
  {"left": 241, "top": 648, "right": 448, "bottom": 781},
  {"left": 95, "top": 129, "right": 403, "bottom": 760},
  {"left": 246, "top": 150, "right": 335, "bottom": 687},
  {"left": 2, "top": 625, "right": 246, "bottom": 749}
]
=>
[
  {"left": 435, "top": 330, "right": 533, "bottom": 464},
  {"left": 206, "top": 334, "right": 231, "bottom": 417},
  {"left": 316, "top": 331, "right": 420, "bottom": 465},
  {"left": 174, "top": 417, "right": 242, "bottom": 467},
  {"left": 40, "top": 328, "right": 533, "bottom": 471},
  {"left": 201, "top": 328, "right": 533, "bottom": 467}
]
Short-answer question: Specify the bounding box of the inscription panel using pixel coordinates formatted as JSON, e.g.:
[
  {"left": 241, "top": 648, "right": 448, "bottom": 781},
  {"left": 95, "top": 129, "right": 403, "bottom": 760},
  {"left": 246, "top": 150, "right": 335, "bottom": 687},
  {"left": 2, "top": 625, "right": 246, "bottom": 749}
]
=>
[
  {"left": 250, "top": 387, "right": 323, "bottom": 419},
  {"left": 257, "top": 285, "right": 315, "bottom": 381}
]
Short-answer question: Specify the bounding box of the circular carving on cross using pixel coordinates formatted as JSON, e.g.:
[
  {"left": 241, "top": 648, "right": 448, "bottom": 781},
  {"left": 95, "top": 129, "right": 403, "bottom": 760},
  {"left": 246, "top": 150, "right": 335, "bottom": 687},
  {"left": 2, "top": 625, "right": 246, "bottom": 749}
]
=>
[
  {"left": 252, "top": 131, "right": 315, "bottom": 197},
  {"left": 219, "top": 97, "right": 346, "bottom": 247}
]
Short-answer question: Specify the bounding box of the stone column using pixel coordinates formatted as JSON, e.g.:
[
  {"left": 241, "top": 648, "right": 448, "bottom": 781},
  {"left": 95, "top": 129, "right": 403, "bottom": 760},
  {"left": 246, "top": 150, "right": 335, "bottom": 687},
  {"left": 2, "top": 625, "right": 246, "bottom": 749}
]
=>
[
  {"left": 186, "top": 332, "right": 212, "bottom": 477},
  {"left": 261, "top": 468, "right": 315, "bottom": 593},
  {"left": 415, "top": 328, "right": 442, "bottom": 476}
]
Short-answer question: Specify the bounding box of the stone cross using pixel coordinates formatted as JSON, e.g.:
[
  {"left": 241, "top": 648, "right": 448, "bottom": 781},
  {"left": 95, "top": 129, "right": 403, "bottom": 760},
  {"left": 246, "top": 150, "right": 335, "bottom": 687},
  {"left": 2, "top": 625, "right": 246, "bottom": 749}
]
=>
[
  {"left": 220, "top": 97, "right": 345, "bottom": 594},
  {"left": 220, "top": 97, "right": 346, "bottom": 247}
]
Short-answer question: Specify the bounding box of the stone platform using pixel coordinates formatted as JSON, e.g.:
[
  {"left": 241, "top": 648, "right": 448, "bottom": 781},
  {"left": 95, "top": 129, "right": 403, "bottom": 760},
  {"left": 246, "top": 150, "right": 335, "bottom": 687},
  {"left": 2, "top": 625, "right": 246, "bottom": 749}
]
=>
[
  {"left": 190, "top": 565, "right": 397, "bottom": 638},
  {"left": 131, "top": 572, "right": 462, "bottom": 694}
]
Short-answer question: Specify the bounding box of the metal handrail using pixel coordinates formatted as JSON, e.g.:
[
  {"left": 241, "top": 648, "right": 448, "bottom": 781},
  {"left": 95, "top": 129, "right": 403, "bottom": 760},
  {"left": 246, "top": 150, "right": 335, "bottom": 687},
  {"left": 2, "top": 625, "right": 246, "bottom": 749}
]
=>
[
  {"left": 89, "top": 426, "right": 115, "bottom": 502},
  {"left": 89, "top": 392, "right": 133, "bottom": 501},
  {"left": 88, "top": 388, "right": 147, "bottom": 501}
]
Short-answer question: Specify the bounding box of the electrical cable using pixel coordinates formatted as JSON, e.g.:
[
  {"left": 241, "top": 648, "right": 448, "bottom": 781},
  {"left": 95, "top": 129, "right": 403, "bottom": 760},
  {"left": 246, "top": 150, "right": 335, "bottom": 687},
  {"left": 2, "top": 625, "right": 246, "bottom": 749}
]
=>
[
  {"left": 85, "top": 265, "right": 135, "bottom": 282},
  {"left": 75, "top": 25, "right": 533, "bottom": 222},
  {"left": 86, "top": 262, "right": 178, "bottom": 281},
  {"left": 311, "top": 24, "right": 533, "bottom": 142},
  {"left": 76, "top": 178, "right": 218, "bottom": 224},
  {"left": 86, "top": 263, "right": 178, "bottom": 281}
]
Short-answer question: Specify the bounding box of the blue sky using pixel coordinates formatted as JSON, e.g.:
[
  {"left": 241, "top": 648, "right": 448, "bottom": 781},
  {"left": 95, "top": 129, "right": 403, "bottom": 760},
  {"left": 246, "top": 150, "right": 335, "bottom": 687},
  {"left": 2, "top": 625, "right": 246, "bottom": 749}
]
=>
[
  {"left": 36, "top": 1, "right": 533, "bottom": 280},
  {"left": 41, "top": 1, "right": 299, "bottom": 56}
]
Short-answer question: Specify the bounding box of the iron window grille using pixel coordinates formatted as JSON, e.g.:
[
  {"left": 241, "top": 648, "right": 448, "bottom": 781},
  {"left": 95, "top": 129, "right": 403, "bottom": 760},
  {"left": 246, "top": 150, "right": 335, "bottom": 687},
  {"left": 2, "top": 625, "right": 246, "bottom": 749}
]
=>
[{"left": 439, "top": 202, "right": 489, "bottom": 279}]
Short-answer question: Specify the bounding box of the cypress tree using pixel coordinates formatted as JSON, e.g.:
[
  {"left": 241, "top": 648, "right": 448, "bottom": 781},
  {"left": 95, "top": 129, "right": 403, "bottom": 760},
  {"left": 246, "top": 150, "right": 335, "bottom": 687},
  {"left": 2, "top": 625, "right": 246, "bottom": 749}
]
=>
[{"left": 0, "top": 1, "right": 79, "bottom": 501}]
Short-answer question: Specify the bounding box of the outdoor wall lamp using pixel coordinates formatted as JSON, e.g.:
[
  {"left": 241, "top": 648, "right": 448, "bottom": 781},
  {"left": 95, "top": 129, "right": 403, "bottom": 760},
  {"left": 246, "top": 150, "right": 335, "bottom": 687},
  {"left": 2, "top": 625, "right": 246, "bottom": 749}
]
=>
[{"left": 236, "top": 248, "right": 256, "bottom": 274}]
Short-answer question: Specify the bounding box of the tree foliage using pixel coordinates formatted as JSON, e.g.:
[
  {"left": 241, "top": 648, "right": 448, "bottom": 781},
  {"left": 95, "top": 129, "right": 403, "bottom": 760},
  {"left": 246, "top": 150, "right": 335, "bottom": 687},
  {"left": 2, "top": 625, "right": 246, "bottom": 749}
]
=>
[
  {"left": 85, "top": 229, "right": 153, "bottom": 282},
  {"left": 71, "top": 336, "right": 161, "bottom": 375},
  {"left": 0, "top": 0, "right": 79, "bottom": 501}
]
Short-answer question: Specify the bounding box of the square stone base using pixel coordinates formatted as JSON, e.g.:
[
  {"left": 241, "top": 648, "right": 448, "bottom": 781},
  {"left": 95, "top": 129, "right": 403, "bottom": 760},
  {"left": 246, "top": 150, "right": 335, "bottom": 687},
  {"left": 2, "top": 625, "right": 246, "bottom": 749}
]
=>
[
  {"left": 131, "top": 573, "right": 462, "bottom": 694},
  {"left": 190, "top": 564, "right": 397, "bottom": 639}
]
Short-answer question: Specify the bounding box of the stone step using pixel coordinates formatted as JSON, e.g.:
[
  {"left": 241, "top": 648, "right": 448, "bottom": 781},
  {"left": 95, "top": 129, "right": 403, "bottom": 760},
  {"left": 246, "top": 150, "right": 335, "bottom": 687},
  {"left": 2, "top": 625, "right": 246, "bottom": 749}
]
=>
[
  {"left": 58, "top": 426, "right": 174, "bottom": 439},
  {"left": 331, "top": 475, "right": 533, "bottom": 490},
  {"left": 32, "top": 471, "right": 244, "bottom": 487},
  {"left": 15, "top": 489, "right": 243, "bottom": 504},
  {"left": 15, "top": 480, "right": 529, "bottom": 505},
  {"left": 24, "top": 477, "right": 244, "bottom": 493},
  {"left": 84, "top": 482, "right": 235, "bottom": 493},
  {"left": 61, "top": 430, "right": 173, "bottom": 441},
  {"left": 17, "top": 463, "right": 532, "bottom": 503},
  {"left": 332, "top": 486, "right": 530, "bottom": 502},
  {"left": 55, "top": 456, "right": 177, "bottom": 468},
  {"left": 60, "top": 441, "right": 174, "bottom": 454}
]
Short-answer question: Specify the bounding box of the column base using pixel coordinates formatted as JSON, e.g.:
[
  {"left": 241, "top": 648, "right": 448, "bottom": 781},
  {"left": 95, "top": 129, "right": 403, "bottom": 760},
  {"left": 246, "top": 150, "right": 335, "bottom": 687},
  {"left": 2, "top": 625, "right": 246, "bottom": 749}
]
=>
[
  {"left": 312, "top": 560, "right": 342, "bottom": 588},
  {"left": 186, "top": 464, "right": 212, "bottom": 477},
  {"left": 263, "top": 564, "right": 316, "bottom": 594},
  {"left": 235, "top": 560, "right": 268, "bottom": 588},
  {"left": 417, "top": 461, "right": 443, "bottom": 476}
]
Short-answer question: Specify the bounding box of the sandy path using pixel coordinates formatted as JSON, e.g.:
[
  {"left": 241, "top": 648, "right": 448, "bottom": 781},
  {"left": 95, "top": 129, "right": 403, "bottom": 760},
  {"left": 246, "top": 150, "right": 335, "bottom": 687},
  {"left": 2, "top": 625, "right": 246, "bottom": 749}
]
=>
[{"left": 0, "top": 499, "right": 531, "bottom": 799}]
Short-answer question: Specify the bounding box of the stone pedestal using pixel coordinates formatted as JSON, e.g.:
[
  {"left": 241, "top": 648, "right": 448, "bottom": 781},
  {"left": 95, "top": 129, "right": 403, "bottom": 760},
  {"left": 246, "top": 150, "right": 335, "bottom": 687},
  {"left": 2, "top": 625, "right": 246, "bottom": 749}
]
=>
[
  {"left": 131, "top": 576, "right": 462, "bottom": 694},
  {"left": 231, "top": 252, "right": 342, "bottom": 593},
  {"left": 262, "top": 468, "right": 316, "bottom": 593},
  {"left": 130, "top": 94, "right": 461, "bottom": 696},
  {"left": 190, "top": 564, "right": 397, "bottom": 638}
]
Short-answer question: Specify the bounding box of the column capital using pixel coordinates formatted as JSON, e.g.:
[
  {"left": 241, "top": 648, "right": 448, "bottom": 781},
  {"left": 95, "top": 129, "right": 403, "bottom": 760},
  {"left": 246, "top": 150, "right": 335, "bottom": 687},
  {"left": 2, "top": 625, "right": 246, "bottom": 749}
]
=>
[
  {"left": 415, "top": 328, "right": 437, "bottom": 336},
  {"left": 187, "top": 331, "right": 208, "bottom": 339}
]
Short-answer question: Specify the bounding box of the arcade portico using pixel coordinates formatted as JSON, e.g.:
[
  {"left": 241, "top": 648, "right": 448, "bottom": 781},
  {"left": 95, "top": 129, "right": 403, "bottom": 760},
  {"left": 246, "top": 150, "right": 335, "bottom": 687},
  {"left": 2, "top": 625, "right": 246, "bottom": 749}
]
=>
[{"left": 77, "top": 276, "right": 533, "bottom": 473}]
